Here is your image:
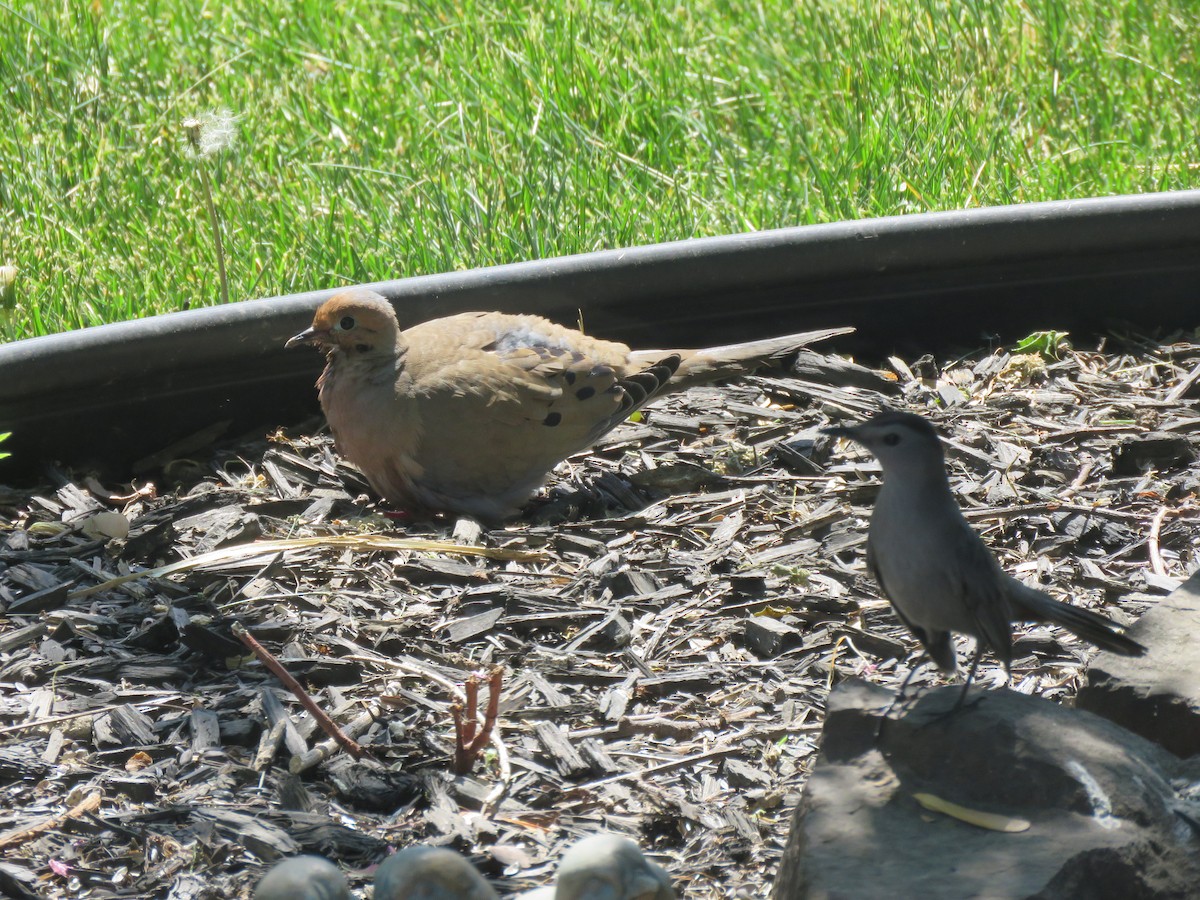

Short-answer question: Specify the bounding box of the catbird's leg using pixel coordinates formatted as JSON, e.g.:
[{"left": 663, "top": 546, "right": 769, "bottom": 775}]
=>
[
  {"left": 952, "top": 645, "right": 985, "bottom": 711},
  {"left": 915, "top": 645, "right": 986, "bottom": 729},
  {"left": 889, "top": 659, "right": 926, "bottom": 712},
  {"left": 873, "top": 657, "right": 927, "bottom": 741}
]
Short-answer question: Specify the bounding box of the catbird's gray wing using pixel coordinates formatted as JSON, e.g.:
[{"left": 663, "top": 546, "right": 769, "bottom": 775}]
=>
[
  {"left": 946, "top": 524, "right": 1016, "bottom": 666},
  {"left": 867, "top": 537, "right": 957, "bottom": 672}
]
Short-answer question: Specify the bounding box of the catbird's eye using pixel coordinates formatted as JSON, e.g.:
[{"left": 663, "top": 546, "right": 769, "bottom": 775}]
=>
[
  {"left": 882, "top": 433, "right": 901, "bottom": 446},
  {"left": 339, "top": 316, "right": 356, "bottom": 331}
]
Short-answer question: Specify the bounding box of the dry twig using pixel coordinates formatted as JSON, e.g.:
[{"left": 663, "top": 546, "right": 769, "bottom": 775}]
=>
[{"left": 232, "top": 622, "right": 369, "bottom": 761}]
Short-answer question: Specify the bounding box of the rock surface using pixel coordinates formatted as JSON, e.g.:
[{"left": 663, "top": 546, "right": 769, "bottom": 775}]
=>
[
  {"left": 774, "top": 680, "right": 1200, "bottom": 899},
  {"left": 254, "top": 855, "right": 350, "bottom": 900},
  {"left": 1078, "top": 570, "right": 1200, "bottom": 758},
  {"left": 375, "top": 845, "right": 499, "bottom": 900},
  {"left": 552, "top": 833, "right": 675, "bottom": 900}
]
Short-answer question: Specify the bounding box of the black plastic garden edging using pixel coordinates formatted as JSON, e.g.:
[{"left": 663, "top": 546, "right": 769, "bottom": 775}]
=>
[{"left": 3, "top": 189, "right": 1199, "bottom": 481}]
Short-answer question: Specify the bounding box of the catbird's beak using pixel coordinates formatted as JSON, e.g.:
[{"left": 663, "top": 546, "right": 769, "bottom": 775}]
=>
[{"left": 286, "top": 326, "right": 326, "bottom": 349}]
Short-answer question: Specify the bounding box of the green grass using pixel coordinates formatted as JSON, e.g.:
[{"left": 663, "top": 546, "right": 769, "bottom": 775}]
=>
[{"left": 2, "top": 0, "right": 1198, "bottom": 339}]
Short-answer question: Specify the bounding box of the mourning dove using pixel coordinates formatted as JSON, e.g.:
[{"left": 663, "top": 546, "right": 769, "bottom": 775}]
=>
[
  {"left": 254, "top": 855, "right": 350, "bottom": 900},
  {"left": 824, "top": 411, "right": 1144, "bottom": 702},
  {"left": 288, "top": 289, "right": 851, "bottom": 521},
  {"left": 374, "top": 846, "right": 498, "bottom": 899}
]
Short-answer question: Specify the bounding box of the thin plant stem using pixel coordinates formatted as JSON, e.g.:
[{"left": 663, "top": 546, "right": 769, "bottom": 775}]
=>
[{"left": 197, "top": 164, "right": 229, "bottom": 305}]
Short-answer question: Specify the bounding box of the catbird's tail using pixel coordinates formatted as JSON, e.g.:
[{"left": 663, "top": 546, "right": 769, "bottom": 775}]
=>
[
  {"left": 1007, "top": 579, "right": 1145, "bottom": 656},
  {"left": 628, "top": 326, "right": 853, "bottom": 393}
]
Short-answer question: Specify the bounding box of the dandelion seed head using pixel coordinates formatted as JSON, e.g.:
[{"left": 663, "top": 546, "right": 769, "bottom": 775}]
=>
[{"left": 182, "top": 107, "right": 238, "bottom": 160}]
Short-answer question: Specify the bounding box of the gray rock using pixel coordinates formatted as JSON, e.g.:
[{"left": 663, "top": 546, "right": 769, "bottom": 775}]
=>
[
  {"left": 255, "top": 856, "right": 349, "bottom": 900},
  {"left": 745, "top": 615, "right": 801, "bottom": 657},
  {"left": 1078, "top": 570, "right": 1200, "bottom": 757},
  {"left": 374, "top": 846, "right": 498, "bottom": 899},
  {"left": 774, "top": 680, "right": 1200, "bottom": 899},
  {"left": 553, "top": 834, "right": 674, "bottom": 900}
]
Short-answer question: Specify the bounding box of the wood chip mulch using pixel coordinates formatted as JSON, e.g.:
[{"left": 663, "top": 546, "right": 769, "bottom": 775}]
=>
[{"left": 1, "top": 332, "right": 1198, "bottom": 899}]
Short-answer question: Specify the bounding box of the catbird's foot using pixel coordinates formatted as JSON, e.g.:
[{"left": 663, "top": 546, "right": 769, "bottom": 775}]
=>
[
  {"left": 872, "top": 664, "right": 931, "bottom": 742},
  {"left": 872, "top": 686, "right": 928, "bottom": 742},
  {"left": 906, "top": 646, "right": 987, "bottom": 731},
  {"left": 875, "top": 686, "right": 988, "bottom": 741}
]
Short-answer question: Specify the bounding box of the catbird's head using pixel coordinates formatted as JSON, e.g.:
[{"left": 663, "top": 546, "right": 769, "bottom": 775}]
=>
[
  {"left": 822, "top": 410, "right": 947, "bottom": 477},
  {"left": 286, "top": 289, "right": 399, "bottom": 356}
]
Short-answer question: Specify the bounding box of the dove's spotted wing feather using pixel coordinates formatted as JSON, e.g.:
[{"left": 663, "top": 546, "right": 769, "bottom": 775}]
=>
[{"left": 384, "top": 312, "right": 672, "bottom": 519}]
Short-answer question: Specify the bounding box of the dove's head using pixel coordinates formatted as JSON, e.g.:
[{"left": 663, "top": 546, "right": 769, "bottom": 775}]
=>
[{"left": 286, "top": 289, "right": 399, "bottom": 356}]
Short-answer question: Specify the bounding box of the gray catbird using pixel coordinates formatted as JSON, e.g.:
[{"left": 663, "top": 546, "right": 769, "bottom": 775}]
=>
[{"left": 824, "top": 410, "right": 1145, "bottom": 704}]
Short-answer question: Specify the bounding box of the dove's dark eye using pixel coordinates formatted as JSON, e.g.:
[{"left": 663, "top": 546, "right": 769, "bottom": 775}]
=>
[
  {"left": 883, "top": 433, "right": 901, "bottom": 446},
  {"left": 339, "top": 316, "right": 356, "bottom": 331}
]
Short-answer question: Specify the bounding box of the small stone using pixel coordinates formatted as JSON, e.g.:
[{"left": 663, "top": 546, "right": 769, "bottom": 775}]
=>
[{"left": 80, "top": 511, "right": 130, "bottom": 540}]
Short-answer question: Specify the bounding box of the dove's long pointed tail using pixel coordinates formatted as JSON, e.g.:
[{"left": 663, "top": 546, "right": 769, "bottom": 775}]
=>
[
  {"left": 1007, "top": 579, "right": 1145, "bottom": 657},
  {"left": 629, "top": 326, "right": 854, "bottom": 392}
]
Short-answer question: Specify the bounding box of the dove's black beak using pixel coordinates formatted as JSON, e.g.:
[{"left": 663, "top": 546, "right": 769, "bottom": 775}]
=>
[{"left": 285, "top": 326, "right": 327, "bottom": 349}]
